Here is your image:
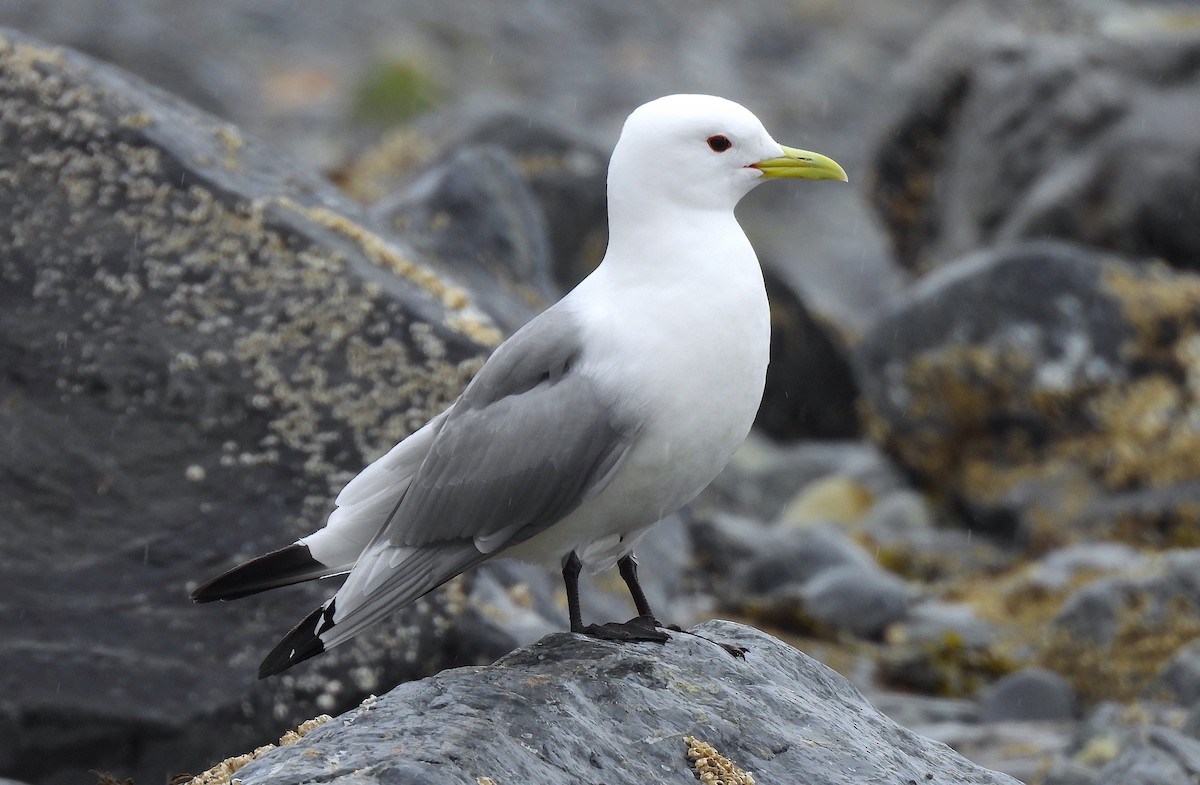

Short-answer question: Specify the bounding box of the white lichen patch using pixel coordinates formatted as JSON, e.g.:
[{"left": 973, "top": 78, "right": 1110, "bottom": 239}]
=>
[
  {"left": 182, "top": 714, "right": 332, "bottom": 785},
  {"left": 684, "top": 736, "right": 756, "bottom": 785}
]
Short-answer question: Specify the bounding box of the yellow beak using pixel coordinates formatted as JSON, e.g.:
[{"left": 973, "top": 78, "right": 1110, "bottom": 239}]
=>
[{"left": 751, "top": 146, "right": 848, "bottom": 182}]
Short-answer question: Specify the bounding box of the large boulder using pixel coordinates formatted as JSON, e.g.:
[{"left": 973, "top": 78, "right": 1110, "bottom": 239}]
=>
[
  {"left": 218, "top": 621, "right": 1020, "bottom": 785},
  {"left": 0, "top": 27, "right": 532, "bottom": 785},
  {"left": 870, "top": 0, "right": 1200, "bottom": 275},
  {"left": 855, "top": 241, "right": 1200, "bottom": 546}
]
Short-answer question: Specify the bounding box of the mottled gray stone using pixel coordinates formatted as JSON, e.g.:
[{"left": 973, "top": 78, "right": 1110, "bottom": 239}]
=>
[
  {"left": 372, "top": 144, "right": 558, "bottom": 332},
  {"left": 233, "top": 621, "right": 1021, "bottom": 785},
  {"left": 1095, "top": 743, "right": 1189, "bottom": 785},
  {"left": 0, "top": 25, "right": 518, "bottom": 785},
  {"left": 897, "top": 601, "right": 1000, "bottom": 650},
  {"left": 871, "top": 0, "right": 1200, "bottom": 276},
  {"left": 855, "top": 240, "right": 1200, "bottom": 544},
  {"left": 979, "top": 668, "right": 1077, "bottom": 722},
  {"left": 729, "top": 524, "right": 875, "bottom": 595},
  {"left": 800, "top": 562, "right": 915, "bottom": 640},
  {"left": 1150, "top": 639, "right": 1200, "bottom": 706}
]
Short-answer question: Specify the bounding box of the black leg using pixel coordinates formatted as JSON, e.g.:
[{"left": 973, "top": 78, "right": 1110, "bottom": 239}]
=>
[
  {"left": 563, "top": 550, "right": 586, "bottom": 633},
  {"left": 617, "top": 554, "right": 655, "bottom": 619},
  {"left": 560, "top": 550, "right": 669, "bottom": 645}
]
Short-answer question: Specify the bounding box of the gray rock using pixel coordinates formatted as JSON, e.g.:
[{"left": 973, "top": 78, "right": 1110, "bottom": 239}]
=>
[
  {"left": 1045, "top": 551, "right": 1200, "bottom": 704},
  {"left": 1150, "top": 639, "right": 1200, "bottom": 706},
  {"left": 979, "top": 667, "right": 1077, "bottom": 722},
  {"left": 1042, "top": 758, "right": 1101, "bottom": 785},
  {"left": 232, "top": 621, "right": 1021, "bottom": 785},
  {"left": 756, "top": 266, "right": 860, "bottom": 441},
  {"left": 1095, "top": 743, "right": 1189, "bottom": 785},
  {"left": 862, "top": 489, "right": 938, "bottom": 540},
  {"left": 896, "top": 601, "right": 1001, "bottom": 650},
  {"left": 862, "top": 491, "right": 1017, "bottom": 582},
  {"left": 870, "top": 0, "right": 1200, "bottom": 276},
  {"left": 371, "top": 144, "right": 558, "bottom": 332},
  {"left": 801, "top": 562, "right": 914, "bottom": 640},
  {"left": 920, "top": 719, "right": 1076, "bottom": 784},
  {"left": 0, "top": 26, "right": 523, "bottom": 785},
  {"left": 1027, "top": 543, "right": 1145, "bottom": 593},
  {"left": 700, "top": 435, "right": 907, "bottom": 523},
  {"left": 855, "top": 240, "right": 1200, "bottom": 544},
  {"left": 729, "top": 524, "right": 875, "bottom": 596}
]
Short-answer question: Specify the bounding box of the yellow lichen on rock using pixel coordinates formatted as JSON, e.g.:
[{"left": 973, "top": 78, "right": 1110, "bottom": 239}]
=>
[
  {"left": 684, "top": 736, "right": 755, "bottom": 785},
  {"left": 182, "top": 715, "right": 332, "bottom": 785}
]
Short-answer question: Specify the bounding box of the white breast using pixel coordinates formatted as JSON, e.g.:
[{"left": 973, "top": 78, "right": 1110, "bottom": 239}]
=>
[{"left": 501, "top": 216, "right": 771, "bottom": 570}]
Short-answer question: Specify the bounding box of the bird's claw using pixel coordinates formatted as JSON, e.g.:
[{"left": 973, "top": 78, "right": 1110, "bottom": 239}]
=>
[{"left": 580, "top": 615, "right": 671, "bottom": 644}]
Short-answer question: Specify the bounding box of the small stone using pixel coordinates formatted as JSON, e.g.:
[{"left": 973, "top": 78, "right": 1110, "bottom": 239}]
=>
[
  {"left": 979, "top": 667, "right": 1077, "bottom": 722},
  {"left": 801, "top": 562, "right": 913, "bottom": 640}
]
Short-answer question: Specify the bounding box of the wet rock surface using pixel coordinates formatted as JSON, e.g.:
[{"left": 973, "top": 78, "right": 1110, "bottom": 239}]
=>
[{"left": 228, "top": 621, "right": 1020, "bottom": 785}]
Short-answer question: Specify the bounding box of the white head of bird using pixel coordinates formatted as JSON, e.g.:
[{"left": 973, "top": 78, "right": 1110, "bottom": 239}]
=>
[{"left": 606, "top": 94, "right": 848, "bottom": 217}]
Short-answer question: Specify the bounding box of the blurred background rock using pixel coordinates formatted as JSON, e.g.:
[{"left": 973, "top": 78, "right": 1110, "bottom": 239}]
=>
[{"left": 2, "top": 1, "right": 1200, "bottom": 784}]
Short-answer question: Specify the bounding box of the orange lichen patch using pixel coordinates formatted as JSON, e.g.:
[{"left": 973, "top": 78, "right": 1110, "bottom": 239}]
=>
[{"left": 181, "top": 715, "right": 332, "bottom": 785}]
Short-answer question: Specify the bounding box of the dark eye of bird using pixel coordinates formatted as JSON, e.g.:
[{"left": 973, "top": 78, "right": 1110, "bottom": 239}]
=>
[{"left": 707, "top": 135, "right": 732, "bottom": 153}]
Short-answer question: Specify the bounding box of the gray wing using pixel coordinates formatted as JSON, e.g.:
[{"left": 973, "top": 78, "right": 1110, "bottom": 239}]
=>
[
  {"left": 396, "top": 304, "right": 635, "bottom": 549},
  {"left": 331, "top": 305, "right": 637, "bottom": 616}
]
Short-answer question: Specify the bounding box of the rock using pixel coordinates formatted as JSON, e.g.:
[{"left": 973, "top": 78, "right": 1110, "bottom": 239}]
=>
[
  {"left": 801, "top": 562, "right": 914, "bottom": 639},
  {"left": 338, "top": 105, "right": 609, "bottom": 293},
  {"left": 1150, "top": 638, "right": 1200, "bottom": 706},
  {"left": 893, "top": 601, "right": 1001, "bottom": 651},
  {"left": 777, "top": 474, "right": 875, "bottom": 528},
  {"left": 0, "top": 27, "right": 529, "bottom": 785},
  {"left": 855, "top": 240, "right": 1200, "bottom": 546},
  {"left": 862, "top": 490, "right": 1016, "bottom": 582},
  {"left": 370, "top": 144, "right": 559, "bottom": 331},
  {"left": 979, "top": 667, "right": 1077, "bottom": 722},
  {"left": 700, "top": 434, "right": 907, "bottom": 523},
  {"left": 880, "top": 601, "right": 1013, "bottom": 698},
  {"left": 1025, "top": 543, "right": 1146, "bottom": 593},
  {"left": 870, "top": 0, "right": 1200, "bottom": 276},
  {"left": 755, "top": 266, "right": 860, "bottom": 441},
  {"left": 1042, "top": 550, "right": 1200, "bottom": 705},
  {"left": 1095, "top": 742, "right": 1191, "bottom": 785},
  {"left": 226, "top": 621, "right": 1021, "bottom": 785},
  {"left": 699, "top": 517, "right": 912, "bottom": 641},
  {"left": 728, "top": 524, "right": 875, "bottom": 596},
  {"left": 920, "top": 719, "right": 1076, "bottom": 784}
]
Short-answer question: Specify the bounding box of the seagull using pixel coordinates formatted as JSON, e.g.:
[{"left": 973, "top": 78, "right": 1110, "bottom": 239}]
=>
[{"left": 191, "top": 94, "right": 847, "bottom": 678}]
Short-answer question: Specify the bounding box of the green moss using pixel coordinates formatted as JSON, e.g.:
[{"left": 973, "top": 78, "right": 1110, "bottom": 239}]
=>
[{"left": 352, "top": 59, "right": 441, "bottom": 125}]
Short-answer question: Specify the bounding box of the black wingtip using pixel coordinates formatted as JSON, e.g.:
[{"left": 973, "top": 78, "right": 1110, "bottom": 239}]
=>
[
  {"left": 191, "top": 543, "right": 327, "bottom": 603},
  {"left": 258, "top": 601, "right": 336, "bottom": 678}
]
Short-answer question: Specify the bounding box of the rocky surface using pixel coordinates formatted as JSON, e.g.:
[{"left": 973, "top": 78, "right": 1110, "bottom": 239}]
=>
[
  {"left": 855, "top": 241, "right": 1200, "bottom": 547},
  {"left": 0, "top": 26, "right": 670, "bottom": 785},
  {"left": 4, "top": 1, "right": 1200, "bottom": 785},
  {"left": 870, "top": 0, "right": 1200, "bottom": 277},
  {"left": 223, "top": 621, "right": 1019, "bottom": 785}
]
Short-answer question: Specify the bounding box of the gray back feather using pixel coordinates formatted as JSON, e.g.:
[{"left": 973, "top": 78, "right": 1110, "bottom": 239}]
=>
[{"left": 387, "top": 305, "right": 634, "bottom": 550}]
